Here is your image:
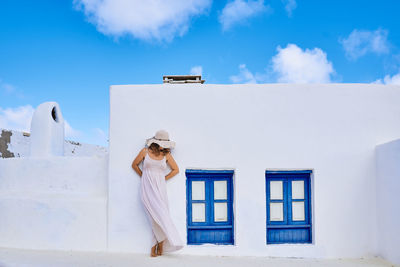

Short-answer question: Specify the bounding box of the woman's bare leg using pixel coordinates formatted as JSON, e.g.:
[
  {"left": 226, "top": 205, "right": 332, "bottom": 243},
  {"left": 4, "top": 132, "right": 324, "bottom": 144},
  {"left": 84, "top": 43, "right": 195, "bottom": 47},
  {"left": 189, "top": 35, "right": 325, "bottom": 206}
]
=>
[
  {"left": 151, "top": 244, "right": 158, "bottom": 257},
  {"left": 157, "top": 241, "right": 164, "bottom": 255}
]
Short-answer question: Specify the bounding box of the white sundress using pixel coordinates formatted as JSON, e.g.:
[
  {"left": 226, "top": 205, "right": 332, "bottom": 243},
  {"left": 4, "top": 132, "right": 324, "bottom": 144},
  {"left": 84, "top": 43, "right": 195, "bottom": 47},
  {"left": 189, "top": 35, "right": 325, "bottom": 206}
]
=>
[{"left": 140, "top": 149, "right": 183, "bottom": 252}]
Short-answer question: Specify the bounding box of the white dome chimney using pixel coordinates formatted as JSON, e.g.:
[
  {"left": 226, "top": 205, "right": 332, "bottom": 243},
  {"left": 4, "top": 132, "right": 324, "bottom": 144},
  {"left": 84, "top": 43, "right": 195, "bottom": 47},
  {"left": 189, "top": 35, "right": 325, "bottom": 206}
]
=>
[{"left": 29, "top": 102, "right": 65, "bottom": 157}]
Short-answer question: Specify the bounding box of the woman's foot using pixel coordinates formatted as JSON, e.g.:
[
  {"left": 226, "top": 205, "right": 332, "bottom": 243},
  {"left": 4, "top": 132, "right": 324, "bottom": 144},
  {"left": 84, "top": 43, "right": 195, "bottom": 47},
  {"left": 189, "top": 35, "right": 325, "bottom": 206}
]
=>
[
  {"left": 157, "top": 241, "right": 164, "bottom": 256},
  {"left": 151, "top": 244, "right": 158, "bottom": 257}
]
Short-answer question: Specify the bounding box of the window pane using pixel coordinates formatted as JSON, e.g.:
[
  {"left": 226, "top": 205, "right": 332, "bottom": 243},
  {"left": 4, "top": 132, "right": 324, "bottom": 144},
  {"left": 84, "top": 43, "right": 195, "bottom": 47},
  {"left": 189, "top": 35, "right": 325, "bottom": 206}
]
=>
[
  {"left": 192, "top": 181, "right": 205, "bottom": 200},
  {"left": 214, "top": 202, "right": 228, "bottom": 222},
  {"left": 292, "top": 180, "right": 304, "bottom": 199},
  {"left": 270, "top": 202, "right": 283, "bottom": 221},
  {"left": 292, "top": 201, "right": 305, "bottom": 221},
  {"left": 192, "top": 203, "right": 205, "bottom": 222},
  {"left": 270, "top": 181, "right": 283, "bottom": 200},
  {"left": 214, "top": 180, "right": 227, "bottom": 200}
]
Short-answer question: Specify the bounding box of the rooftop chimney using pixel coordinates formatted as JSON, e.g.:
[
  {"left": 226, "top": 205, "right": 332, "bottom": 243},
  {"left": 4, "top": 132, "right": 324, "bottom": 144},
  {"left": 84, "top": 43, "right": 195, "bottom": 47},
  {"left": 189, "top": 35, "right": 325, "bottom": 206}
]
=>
[{"left": 163, "top": 75, "right": 205, "bottom": 84}]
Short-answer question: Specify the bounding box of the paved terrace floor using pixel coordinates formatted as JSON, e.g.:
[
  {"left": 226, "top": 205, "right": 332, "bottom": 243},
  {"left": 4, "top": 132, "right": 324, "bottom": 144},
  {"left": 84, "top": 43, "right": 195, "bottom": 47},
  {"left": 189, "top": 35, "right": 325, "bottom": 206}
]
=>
[{"left": 0, "top": 247, "right": 397, "bottom": 267}]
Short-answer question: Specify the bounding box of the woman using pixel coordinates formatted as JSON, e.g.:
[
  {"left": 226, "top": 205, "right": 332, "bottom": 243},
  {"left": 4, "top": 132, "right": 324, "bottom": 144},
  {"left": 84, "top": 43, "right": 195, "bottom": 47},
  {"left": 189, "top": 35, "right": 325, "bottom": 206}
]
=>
[{"left": 131, "top": 130, "right": 183, "bottom": 257}]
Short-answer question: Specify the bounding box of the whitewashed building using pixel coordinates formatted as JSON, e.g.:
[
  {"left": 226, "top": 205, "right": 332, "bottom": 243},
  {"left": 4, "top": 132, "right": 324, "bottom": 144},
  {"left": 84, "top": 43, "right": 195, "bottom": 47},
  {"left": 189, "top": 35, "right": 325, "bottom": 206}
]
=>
[{"left": 0, "top": 83, "right": 399, "bottom": 265}]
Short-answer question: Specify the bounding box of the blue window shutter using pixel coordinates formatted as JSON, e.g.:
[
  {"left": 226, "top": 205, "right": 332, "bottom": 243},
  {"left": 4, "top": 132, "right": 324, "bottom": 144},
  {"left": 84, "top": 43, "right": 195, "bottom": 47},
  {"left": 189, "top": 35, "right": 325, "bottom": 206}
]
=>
[
  {"left": 186, "top": 170, "right": 234, "bottom": 245},
  {"left": 266, "top": 171, "right": 312, "bottom": 244}
]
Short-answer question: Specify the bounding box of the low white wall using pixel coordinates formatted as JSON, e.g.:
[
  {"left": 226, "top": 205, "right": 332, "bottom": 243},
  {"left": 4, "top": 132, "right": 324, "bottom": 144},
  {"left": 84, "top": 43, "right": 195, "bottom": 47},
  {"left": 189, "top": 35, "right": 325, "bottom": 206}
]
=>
[
  {"left": 0, "top": 155, "right": 108, "bottom": 251},
  {"left": 376, "top": 139, "right": 400, "bottom": 265},
  {"left": 108, "top": 83, "right": 400, "bottom": 259},
  {"left": 0, "top": 128, "right": 108, "bottom": 158}
]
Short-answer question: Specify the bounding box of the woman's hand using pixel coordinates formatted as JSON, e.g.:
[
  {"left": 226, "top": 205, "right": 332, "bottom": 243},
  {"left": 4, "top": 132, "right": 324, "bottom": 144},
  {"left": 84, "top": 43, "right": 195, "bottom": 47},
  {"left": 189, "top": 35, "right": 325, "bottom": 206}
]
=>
[
  {"left": 132, "top": 148, "right": 146, "bottom": 177},
  {"left": 165, "top": 152, "right": 179, "bottom": 180}
]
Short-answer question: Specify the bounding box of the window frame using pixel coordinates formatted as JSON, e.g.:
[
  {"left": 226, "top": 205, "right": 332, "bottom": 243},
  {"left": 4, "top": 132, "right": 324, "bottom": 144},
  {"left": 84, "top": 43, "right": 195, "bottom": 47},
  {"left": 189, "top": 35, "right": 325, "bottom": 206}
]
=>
[
  {"left": 186, "top": 169, "right": 234, "bottom": 245},
  {"left": 266, "top": 170, "right": 312, "bottom": 244}
]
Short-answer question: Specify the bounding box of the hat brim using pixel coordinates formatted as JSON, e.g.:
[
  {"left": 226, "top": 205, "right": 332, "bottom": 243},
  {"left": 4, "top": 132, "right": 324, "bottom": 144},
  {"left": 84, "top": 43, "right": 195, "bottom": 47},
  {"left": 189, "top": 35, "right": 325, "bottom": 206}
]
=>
[{"left": 146, "top": 138, "right": 176, "bottom": 149}]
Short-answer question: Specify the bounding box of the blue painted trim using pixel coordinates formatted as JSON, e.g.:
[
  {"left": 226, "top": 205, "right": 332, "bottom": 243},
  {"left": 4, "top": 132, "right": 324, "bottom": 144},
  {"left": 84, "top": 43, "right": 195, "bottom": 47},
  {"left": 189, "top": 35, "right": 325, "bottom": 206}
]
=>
[
  {"left": 268, "top": 240, "right": 311, "bottom": 244},
  {"left": 266, "top": 178, "right": 288, "bottom": 226},
  {"left": 267, "top": 224, "right": 311, "bottom": 229},
  {"left": 188, "top": 225, "right": 233, "bottom": 230},
  {"left": 287, "top": 177, "right": 307, "bottom": 225},
  {"left": 266, "top": 171, "right": 312, "bottom": 244},
  {"left": 186, "top": 169, "right": 234, "bottom": 174},
  {"left": 266, "top": 170, "right": 312, "bottom": 174},
  {"left": 308, "top": 177, "right": 313, "bottom": 243},
  {"left": 188, "top": 242, "right": 234, "bottom": 246},
  {"left": 186, "top": 169, "right": 234, "bottom": 245}
]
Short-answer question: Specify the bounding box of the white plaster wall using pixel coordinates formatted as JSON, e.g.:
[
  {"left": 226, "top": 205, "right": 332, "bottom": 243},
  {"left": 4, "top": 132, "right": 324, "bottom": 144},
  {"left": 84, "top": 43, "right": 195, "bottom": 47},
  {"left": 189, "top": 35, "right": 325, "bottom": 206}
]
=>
[
  {"left": 108, "top": 84, "right": 400, "bottom": 259},
  {"left": 0, "top": 128, "right": 108, "bottom": 158},
  {"left": 0, "top": 129, "right": 30, "bottom": 158},
  {"left": 0, "top": 155, "right": 108, "bottom": 251},
  {"left": 64, "top": 140, "right": 108, "bottom": 157},
  {"left": 376, "top": 139, "right": 400, "bottom": 265}
]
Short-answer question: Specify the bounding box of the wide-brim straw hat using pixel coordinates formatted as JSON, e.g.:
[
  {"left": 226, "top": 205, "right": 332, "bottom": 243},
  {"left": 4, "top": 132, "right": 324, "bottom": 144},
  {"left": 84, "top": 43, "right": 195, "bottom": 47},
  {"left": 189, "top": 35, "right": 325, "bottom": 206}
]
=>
[{"left": 146, "top": 130, "right": 176, "bottom": 149}]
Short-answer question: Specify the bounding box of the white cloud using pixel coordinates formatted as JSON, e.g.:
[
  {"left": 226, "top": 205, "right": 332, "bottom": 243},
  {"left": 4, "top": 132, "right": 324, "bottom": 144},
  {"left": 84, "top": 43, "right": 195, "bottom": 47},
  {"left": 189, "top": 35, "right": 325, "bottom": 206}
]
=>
[
  {"left": 73, "top": 0, "right": 211, "bottom": 41},
  {"left": 374, "top": 72, "right": 400, "bottom": 85},
  {"left": 282, "top": 0, "right": 296, "bottom": 17},
  {"left": 230, "top": 44, "right": 335, "bottom": 84},
  {"left": 190, "top": 66, "right": 203, "bottom": 76},
  {"left": 219, "top": 0, "right": 269, "bottom": 30},
  {"left": 230, "top": 64, "right": 258, "bottom": 83},
  {"left": 0, "top": 105, "right": 35, "bottom": 132},
  {"left": 340, "top": 29, "right": 389, "bottom": 60},
  {"left": 271, "top": 44, "right": 334, "bottom": 83}
]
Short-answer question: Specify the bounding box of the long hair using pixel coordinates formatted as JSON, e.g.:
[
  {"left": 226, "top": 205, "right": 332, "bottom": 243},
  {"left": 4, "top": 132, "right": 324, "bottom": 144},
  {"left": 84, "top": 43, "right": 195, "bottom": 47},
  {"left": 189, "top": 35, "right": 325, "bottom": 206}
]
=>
[{"left": 148, "top": 142, "right": 170, "bottom": 156}]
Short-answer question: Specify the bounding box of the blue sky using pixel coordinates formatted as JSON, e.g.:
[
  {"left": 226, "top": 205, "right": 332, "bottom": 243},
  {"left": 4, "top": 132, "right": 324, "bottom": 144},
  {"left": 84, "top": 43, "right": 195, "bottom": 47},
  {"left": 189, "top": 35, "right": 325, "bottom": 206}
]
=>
[{"left": 1, "top": 0, "right": 399, "bottom": 146}]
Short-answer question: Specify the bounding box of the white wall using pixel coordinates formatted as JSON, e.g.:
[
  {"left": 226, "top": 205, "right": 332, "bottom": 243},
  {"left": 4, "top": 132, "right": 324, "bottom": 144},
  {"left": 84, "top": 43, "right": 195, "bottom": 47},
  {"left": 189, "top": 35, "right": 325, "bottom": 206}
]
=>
[
  {"left": 0, "top": 155, "right": 108, "bottom": 251},
  {"left": 376, "top": 139, "right": 400, "bottom": 265},
  {"left": 0, "top": 128, "right": 108, "bottom": 158},
  {"left": 108, "top": 83, "right": 400, "bottom": 259}
]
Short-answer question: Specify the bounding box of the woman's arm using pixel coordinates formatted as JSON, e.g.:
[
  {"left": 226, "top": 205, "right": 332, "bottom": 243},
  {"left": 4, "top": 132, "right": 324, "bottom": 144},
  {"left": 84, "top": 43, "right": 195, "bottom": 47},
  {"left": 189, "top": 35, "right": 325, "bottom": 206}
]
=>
[
  {"left": 131, "top": 148, "right": 146, "bottom": 177},
  {"left": 165, "top": 152, "right": 179, "bottom": 180}
]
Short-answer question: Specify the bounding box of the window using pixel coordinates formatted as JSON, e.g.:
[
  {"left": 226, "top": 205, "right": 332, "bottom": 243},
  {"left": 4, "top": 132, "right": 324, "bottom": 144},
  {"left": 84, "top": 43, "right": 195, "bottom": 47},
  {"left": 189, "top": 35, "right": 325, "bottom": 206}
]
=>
[
  {"left": 186, "top": 170, "right": 234, "bottom": 245},
  {"left": 266, "top": 170, "right": 312, "bottom": 244}
]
